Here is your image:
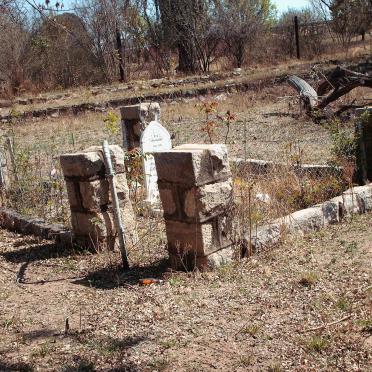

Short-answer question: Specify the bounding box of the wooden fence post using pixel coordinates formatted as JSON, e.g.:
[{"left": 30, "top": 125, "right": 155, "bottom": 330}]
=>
[{"left": 294, "top": 16, "right": 301, "bottom": 59}]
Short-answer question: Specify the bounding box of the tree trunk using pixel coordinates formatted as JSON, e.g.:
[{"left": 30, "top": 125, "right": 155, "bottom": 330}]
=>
[
  {"left": 178, "top": 40, "right": 198, "bottom": 73},
  {"left": 158, "top": 0, "right": 202, "bottom": 74}
]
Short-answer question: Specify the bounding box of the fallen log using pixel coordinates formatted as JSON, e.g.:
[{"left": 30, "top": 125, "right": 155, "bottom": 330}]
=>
[
  {"left": 287, "top": 75, "right": 318, "bottom": 110},
  {"left": 287, "top": 63, "right": 372, "bottom": 112},
  {"left": 317, "top": 65, "right": 372, "bottom": 109}
]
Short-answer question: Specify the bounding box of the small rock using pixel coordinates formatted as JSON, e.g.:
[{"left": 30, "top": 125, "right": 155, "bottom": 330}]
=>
[{"left": 215, "top": 93, "right": 227, "bottom": 101}]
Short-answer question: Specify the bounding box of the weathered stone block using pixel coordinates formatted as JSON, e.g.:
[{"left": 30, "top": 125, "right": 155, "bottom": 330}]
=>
[
  {"left": 329, "top": 192, "right": 364, "bottom": 217},
  {"left": 60, "top": 151, "right": 104, "bottom": 178},
  {"left": 84, "top": 145, "right": 126, "bottom": 174},
  {"left": 352, "top": 185, "right": 372, "bottom": 211},
  {"left": 60, "top": 145, "right": 126, "bottom": 179},
  {"left": 196, "top": 245, "right": 236, "bottom": 269},
  {"left": 79, "top": 179, "right": 110, "bottom": 210},
  {"left": 320, "top": 201, "right": 341, "bottom": 224},
  {"left": 158, "top": 179, "right": 233, "bottom": 222},
  {"left": 154, "top": 144, "right": 231, "bottom": 186},
  {"left": 65, "top": 181, "right": 81, "bottom": 209},
  {"left": 280, "top": 206, "right": 325, "bottom": 234},
  {"left": 183, "top": 179, "right": 233, "bottom": 221},
  {"left": 159, "top": 188, "right": 177, "bottom": 215},
  {"left": 120, "top": 102, "right": 160, "bottom": 121},
  {"left": 121, "top": 103, "right": 161, "bottom": 151},
  {"left": 70, "top": 211, "right": 115, "bottom": 239},
  {"left": 169, "top": 245, "right": 236, "bottom": 271},
  {"left": 165, "top": 216, "right": 233, "bottom": 257}
]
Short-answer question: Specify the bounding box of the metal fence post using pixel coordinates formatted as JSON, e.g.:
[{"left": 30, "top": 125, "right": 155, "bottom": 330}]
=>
[{"left": 102, "top": 140, "right": 130, "bottom": 270}]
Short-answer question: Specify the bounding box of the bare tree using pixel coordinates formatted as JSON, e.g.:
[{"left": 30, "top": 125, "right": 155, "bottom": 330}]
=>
[
  {"left": 311, "top": 0, "right": 372, "bottom": 49},
  {"left": 277, "top": 7, "right": 326, "bottom": 59},
  {"left": 0, "top": 1, "right": 30, "bottom": 95},
  {"left": 215, "top": 0, "right": 276, "bottom": 68},
  {"left": 156, "top": 0, "right": 210, "bottom": 73}
]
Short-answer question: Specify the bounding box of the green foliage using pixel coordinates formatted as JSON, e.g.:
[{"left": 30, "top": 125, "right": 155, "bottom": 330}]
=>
[
  {"left": 306, "top": 336, "right": 328, "bottom": 353},
  {"left": 335, "top": 296, "right": 351, "bottom": 312},
  {"left": 103, "top": 111, "right": 120, "bottom": 136},
  {"left": 357, "top": 318, "right": 372, "bottom": 333},
  {"left": 331, "top": 130, "right": 357, "bottom": 162},
  {"left": 360, "top": 110, "right": 371, "bottom": 128},
  {"left": 340, "top": 240, "right": 358, "bottom": 254},
  {"left": 326, "top": 118, "right": 357, "bottom": 162}
]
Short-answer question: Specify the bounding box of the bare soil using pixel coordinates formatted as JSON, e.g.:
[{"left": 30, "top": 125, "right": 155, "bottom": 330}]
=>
[{"left": 0, "top": 213, "right": 371, "bottom": 371}]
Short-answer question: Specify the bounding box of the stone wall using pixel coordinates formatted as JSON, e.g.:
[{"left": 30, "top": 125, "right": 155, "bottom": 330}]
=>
[
  {"left": 154, "top": 144, "right": 235, "bottom": 270},
  {"left": 60, "top": 145, "right": 138, "bottom": 250}
]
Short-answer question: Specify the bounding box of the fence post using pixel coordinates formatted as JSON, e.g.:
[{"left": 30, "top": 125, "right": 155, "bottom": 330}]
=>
[
  {"left": 102, "top": 140, "right": 130, "bottom": 270},
  {"left": 0, "top": 149, "right": 5, "bottom": 188},
  {"left": 294, "top": 16, "right": 301, "bottom": 59},
  {"left": 6, "top": 137, "right": 19, "bottom": 184},
  {"left": 116, "top": 27, "right": 125, "bottom": 82}
]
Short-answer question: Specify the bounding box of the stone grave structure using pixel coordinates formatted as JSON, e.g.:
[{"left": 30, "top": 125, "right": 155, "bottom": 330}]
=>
[
  {"left": 60, "top": 145, "right": 138, "bottom": 250},
  {"left": 140, "top": 121, "right": 172, "bottom": 209},
  {"left": 120, "top": 102, "right": 161, "bottom": 151},
  {"left": 154, "top": 144, "right": 235, "bottom": 270}
]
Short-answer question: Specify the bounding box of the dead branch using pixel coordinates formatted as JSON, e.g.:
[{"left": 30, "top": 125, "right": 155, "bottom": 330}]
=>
[
  {"left": 317, "top": 65, "right": 372, "bottom": 109},
  {"left": 287, "top": 63, "right": 372, "bottom": 113},
  {"left": 302, "top": 314, "right": 352, "bottom": 333}
]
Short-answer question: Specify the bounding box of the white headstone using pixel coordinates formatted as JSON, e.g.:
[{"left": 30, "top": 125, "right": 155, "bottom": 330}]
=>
[{"left": 140, "top": 121, "right": 172, "bottom": 206}]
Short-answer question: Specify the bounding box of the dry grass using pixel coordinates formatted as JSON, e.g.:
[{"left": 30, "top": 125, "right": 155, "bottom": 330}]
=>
[
  {"left": 1, "top": 80, "right": 364, "bottom": 225},
  {"left": 1, "top": 39, "right": 369, "bottom": 116},
  {"left": 0, "top": 211, "right": 370, "bottom": 371}
]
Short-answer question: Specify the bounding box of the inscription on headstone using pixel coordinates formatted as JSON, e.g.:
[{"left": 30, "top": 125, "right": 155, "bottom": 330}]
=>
[{"left": 140, "top": 121, "right": 172, "bottom": 206}]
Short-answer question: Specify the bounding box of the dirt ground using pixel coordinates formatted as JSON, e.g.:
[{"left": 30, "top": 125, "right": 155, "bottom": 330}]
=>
[{"left": 0, "top": 212, "right": 371, "bottom": 371}]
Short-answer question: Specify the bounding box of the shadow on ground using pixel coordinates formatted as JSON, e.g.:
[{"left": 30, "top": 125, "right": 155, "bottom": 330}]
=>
[
  {"left": 1, "top": 242, "right": 80, "bottom": 283},
  {"left": 1, "top": 242, "right": 75, "bottom": 264},
  {"left": 0, "top": 361, "right": 33, "bottom": 372},
  {"left": 73, "top": 258, "right": 169, "bottom": 289},
  {"left": 263, "top": 112, "right": 297, "bottom": 118}
]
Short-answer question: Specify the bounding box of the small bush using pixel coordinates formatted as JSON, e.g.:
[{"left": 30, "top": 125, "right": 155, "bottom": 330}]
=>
[
  {"left": 299, "top": 272, "right": 318, "bottom": 288},
  {"left": 307, "top": 336, "right": 328, "bottom": 353}
]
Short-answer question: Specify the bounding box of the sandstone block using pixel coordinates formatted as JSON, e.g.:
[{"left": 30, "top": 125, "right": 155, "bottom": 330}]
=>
[
  {"left": 65, "top": 181, "right": 81, "bottom": 209},
  {"left": 183, "top": 179, "right": 233, "bottom": 221},
  {"left": 169, "top": 245, "right": 236, "bottom": 271},
  {"left": 120, "top": 102, "right": 160, "bottom": 121},
  {"left": 349, "top": 185, "right": 372, "bottom": 211},
  {"left": 159, "top": 187, "right": 177, "bottom": 215},
  {"left": 158, "top": 179, "right": 233, "bottom": 222},
  {"left": 60, "top": 151, "right": 104, "bottom": 178},
  {"left": 154, "top": 144, "right": 231, "bottom": 186},
  {"left": 165, "top": 216, "right": 233, "bottom": 257},
  {"left": 70, "top": 211, "right": 115, "bottom": 239},
  {"left": 79, "top": 179, "right": 110, "bottom": 210},
  {"left": 84, "top": 145, "right": 126, "bottom": 174}
]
